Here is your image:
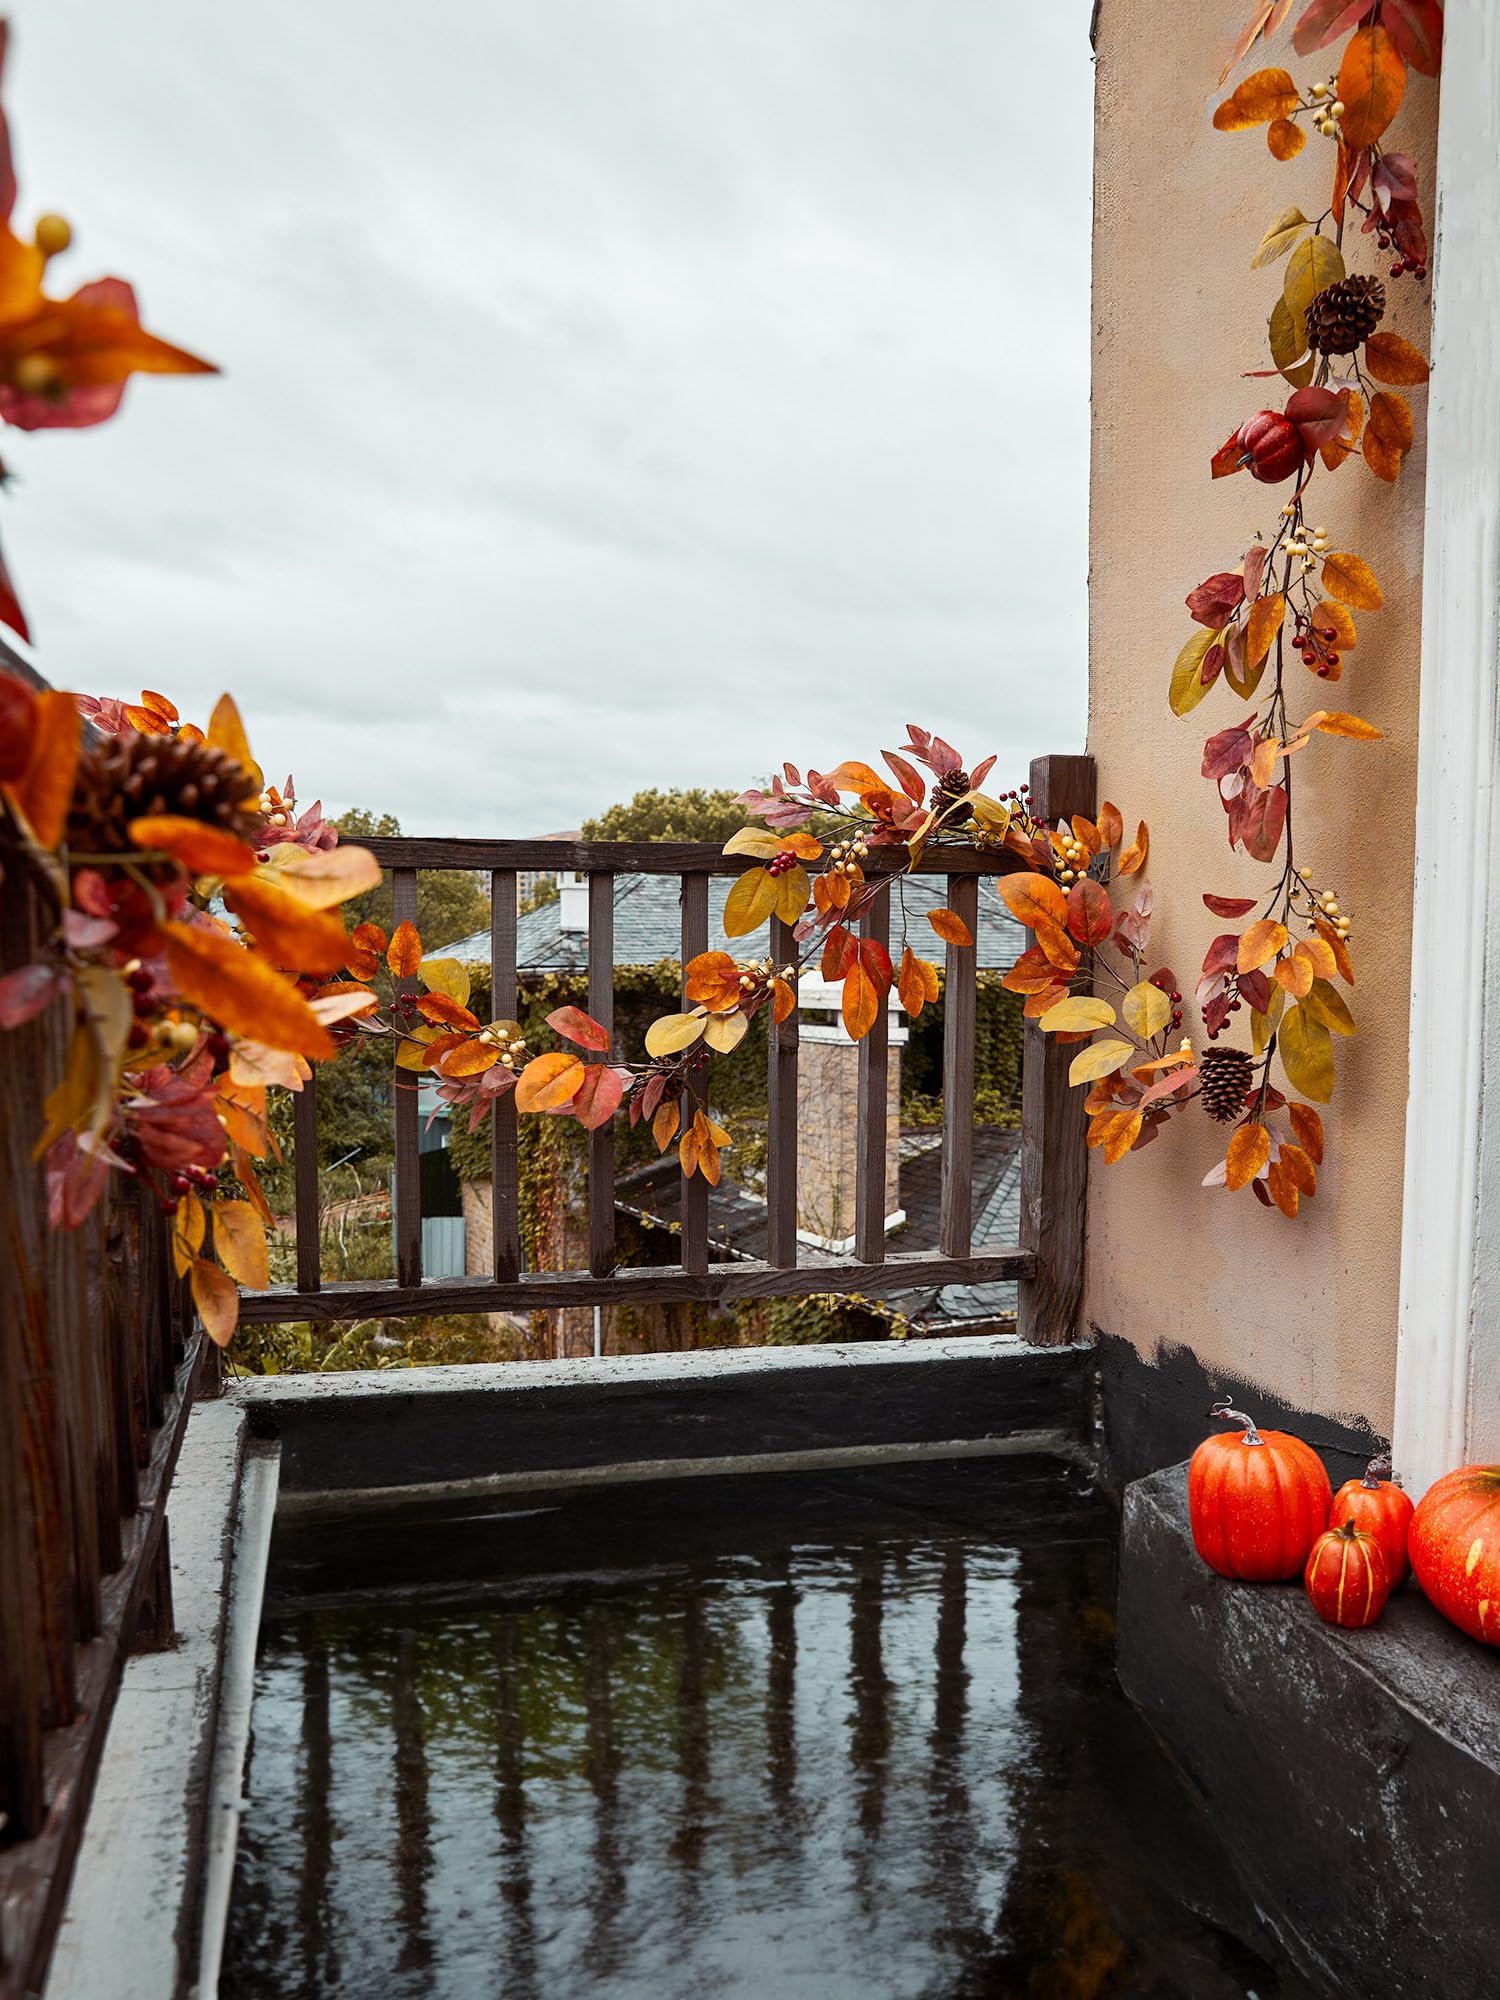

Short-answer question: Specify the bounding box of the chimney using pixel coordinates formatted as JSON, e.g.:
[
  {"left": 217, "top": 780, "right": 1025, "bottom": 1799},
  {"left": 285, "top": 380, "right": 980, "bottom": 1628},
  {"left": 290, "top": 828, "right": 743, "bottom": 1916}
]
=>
[
  {"left": 791, "top": 975, "right": 907, "bottom": 1252},
  {"left": 557, "top": 872, "right": 589, "bottom": 933}
]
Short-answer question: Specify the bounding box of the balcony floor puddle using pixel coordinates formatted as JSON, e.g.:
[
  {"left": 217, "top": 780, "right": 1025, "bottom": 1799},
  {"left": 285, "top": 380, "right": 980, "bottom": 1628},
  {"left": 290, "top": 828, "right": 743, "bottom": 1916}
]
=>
[{"left": 222, "top": 1462, "right": 1319, "bottom": 2000}]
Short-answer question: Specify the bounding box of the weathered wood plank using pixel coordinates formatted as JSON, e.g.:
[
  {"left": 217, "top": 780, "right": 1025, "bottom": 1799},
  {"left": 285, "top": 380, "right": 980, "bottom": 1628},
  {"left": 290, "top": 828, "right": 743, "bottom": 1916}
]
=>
[
  {"left": 1018, "top": 753, "right": 1095, "bottom": 1345},
  {"left": 766, "top": 916, "right": 799, "bottom": 1268},
  {"left": 587, "top": 874, "right": 616, "bottom": 1280},
  {"left": 358, "top": 835, "right": 1031, "bottom": 879},
  {"left": 489, "top": 869, "right": 521, "bottom": 1283},
  {"left": 680, "top": 874, "right": 709, "bottom": 1277},
  {"left": 235, "top": 1246, "right": 1032, "bottom": 1323},
  {"left": 939, "top": 874, "right": 981, "bottom": 1258},
  {"left": 293, "top": 1069, "right": 321, "bottom": 1293},
  {"left": 855, "top": 894, "right": 890, "bottom": 1263},
  {"left": 391, "top": 869, "right": 422, "bottom": 1289}
]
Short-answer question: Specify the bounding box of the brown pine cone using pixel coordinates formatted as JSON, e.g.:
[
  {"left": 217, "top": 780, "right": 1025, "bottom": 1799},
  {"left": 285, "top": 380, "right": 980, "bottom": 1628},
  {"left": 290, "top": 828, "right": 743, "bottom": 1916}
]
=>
[
  {"left": 68, "top": 731, "right": 261, "bottom": 858},
  {"left": 1199, "top": 1046, "right": 1254, "bottom": 1124},
  {"left": 1304, "top": 274, "right": 1386, "bottom": 356},
  {"left": 929, "top": 769, "right": 972, "bottom": 809}
]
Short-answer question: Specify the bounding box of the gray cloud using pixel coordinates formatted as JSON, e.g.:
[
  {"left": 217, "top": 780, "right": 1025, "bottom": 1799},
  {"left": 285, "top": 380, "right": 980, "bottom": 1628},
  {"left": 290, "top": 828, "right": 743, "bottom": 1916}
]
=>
[{"left": 10, "top": 0, "right": 1093, "bottom": 831}]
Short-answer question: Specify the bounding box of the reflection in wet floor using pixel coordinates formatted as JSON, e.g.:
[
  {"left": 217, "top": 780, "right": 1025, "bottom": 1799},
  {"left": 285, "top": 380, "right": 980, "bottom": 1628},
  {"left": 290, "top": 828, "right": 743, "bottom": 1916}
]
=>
[{"left": 222, "top": 1463, "right": 1322, "bottom": 2000}]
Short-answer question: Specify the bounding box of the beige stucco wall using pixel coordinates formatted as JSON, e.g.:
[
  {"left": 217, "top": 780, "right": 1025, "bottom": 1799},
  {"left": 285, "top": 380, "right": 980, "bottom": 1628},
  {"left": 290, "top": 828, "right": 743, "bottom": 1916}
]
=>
[{"left": 1086, "top": 0, "right": 1437, "bottom": 1432}]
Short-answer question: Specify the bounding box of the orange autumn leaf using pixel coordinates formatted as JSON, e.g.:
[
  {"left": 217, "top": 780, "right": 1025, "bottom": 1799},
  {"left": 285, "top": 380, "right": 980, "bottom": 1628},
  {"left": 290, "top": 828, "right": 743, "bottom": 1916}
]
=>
[
  {"left": 1321, "top": 551, "right": 1383, "bottom": 611},
  {"left": 1117, "top": 822, "right": 1149, "bottom": 876},
  {"left": 1212, "top": 66, "right": 1299, "bottom": 130},
  {"left": 190, "top": 1258, "right": 240, "bottom": 1348},
  {"left": 652, "top": 1099, "right": 681, "bottom": 1151},
  {"left": 1099, "top": 1109, "right": 1143, "bottom": 1165},
  {"left": 1289, "top": 1101, "right": 1325, "bottom": 1163},
  {"left": 842, "top": 960, "right": 881, "bottom": 1040},
  {"left": 928, "top": 907, "right": 974, "bottom": 947},
  {"left": 1266, "top": 116, "right": 1305, "bottom": 160},
  {"left": 387, "top": 919, "right": 422, "bottom": 978},
  {"left": 1310, "top": 599, "right": 1356, "bottom": 651},
  {"left": 1097, "top": 801, "right": 1124, "bottom": 848},
  {"left": 205, "top": 693, "right": 262, "bottom": 794},
  {"left": 171, "top": 1191, "right": 205, "bottom": 1278},
  {"left": 1266, "top": 1159, "right": 1300, "bottom": 1217},
  {"left": 1320, "top": 390, "right": 1364, "bottom": 470},
  {"left": 1246, "top": 591, "right": 1285, "bottom": 669},
  {"left": 1336, "top": 24, "right": 1406, "bottom": 150},
  {"left": 1000, "top": 873, "right": 1068, "bottom": 930},
  {"left": 1363, "top": 332, "right": 1430, "bottom": 385},
  {"left": 1308, "top": 710, "right": 1383, "bottom": 742},
  {"left": 1274, "top": 950, "right": 1314, "bottom": 999},
  {"left": 1363, "top": 429, "right": 1403, "bottom": 483},
  {"left": 1238, "top": 919, "right": 1288, "bottom": 973},
  {"left": 1278, "top": 1141, "right": 1317, "bottom": 1196},
  {"left": 515, "top": 1050, "right": 584, "bottom": 1112},
  {"left": 1226, "top": 1122, "right": 1271, "bottom": 1192},
  {"left": 771, "top": 976, "right": 796, "bottom": 1023},
  {"left": 897, "top": 946, "right": 940, "bottom": 1019},
  {"left": 163, "top": 922, "right": 334, "bottom": 1059},
  {"left": 1368, "top": 390, "right": 1414, "bottom": 453},
  {"left": 436, "top": 1038, "right": 500, "bottom": 1078},
  {"left": 1314, "top": 918, "right": 1355, "bottom": 984},
  {"left": 128, "top": 814, "right": 258, "bottom": 877},
  {"left": 7, "top": 688, "right": 80, "bottom": 848},
  {"left": 416, "top": 991, "right": 480, "bottom": 1031},
  {"left": 223, "top": 875, "right": 351, "bottom": 975},
  {"left": 212, "top": 1198, "right": 269, "bottom": 1290}
]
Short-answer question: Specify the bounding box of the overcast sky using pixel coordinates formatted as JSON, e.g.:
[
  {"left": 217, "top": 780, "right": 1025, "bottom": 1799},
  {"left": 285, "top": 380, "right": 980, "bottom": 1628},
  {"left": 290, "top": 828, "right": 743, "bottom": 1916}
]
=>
[{"left": 9, "top": 2, "right": 1093, "bottom": 834}]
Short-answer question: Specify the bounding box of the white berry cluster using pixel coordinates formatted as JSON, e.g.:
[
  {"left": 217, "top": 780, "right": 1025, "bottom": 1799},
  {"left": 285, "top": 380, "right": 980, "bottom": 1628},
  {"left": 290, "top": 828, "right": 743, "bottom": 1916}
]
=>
[
  {"left": 827, "top": 837, "right": 870, "bottom": 877},
  {"left": 476, "top": 1024, "right": 529, "bottom": 1068}
]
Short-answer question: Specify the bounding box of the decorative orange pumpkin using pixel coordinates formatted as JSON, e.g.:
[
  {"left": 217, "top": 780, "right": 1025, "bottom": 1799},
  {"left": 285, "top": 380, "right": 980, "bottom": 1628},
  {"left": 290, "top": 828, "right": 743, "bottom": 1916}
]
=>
[
  {"left": 1304, "top": 1519, "right": 1390, "bottom": 1629},
  {"left": 1408, "top": 1464, "right": 1500, "bottom": 1648},
  {"left": 1330, "top": 1454, "right": 1414, "bottom": 1588},
  {"left": 1188, "top": 1403, "right": 1332, "bottom": 1581}
]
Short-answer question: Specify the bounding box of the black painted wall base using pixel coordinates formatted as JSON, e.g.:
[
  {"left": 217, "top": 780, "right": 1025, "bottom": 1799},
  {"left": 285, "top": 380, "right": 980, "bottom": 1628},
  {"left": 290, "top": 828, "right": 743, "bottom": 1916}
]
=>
[
  {"left": 1093, "top": 1327, "right": 1383, "bottom": 1496},
  {"left": 1119, "top": 1464, "right": 1500, "bottom": 2000}
]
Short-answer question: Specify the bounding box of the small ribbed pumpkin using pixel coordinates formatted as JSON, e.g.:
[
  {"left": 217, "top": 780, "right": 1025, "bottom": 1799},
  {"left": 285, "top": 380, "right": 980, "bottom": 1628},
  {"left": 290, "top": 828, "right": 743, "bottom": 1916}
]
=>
[
  {"left": 1330, "top": 1455, "right": 1413, "bottom": 1588},
  {"left": 1188, "top": 1403, "right": 1332, "bottom": 1581},
  {"left": 1304, "top": 1519, "right": 1390, "bottom": 1629},
  {"left": 1408, "top": 1465, "right": 1500, "bottom": 1648}
]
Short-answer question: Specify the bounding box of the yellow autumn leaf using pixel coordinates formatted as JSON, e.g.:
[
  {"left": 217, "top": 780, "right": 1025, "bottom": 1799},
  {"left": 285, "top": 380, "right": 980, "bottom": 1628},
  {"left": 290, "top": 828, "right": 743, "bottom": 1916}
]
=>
[
  {"left": 263, "top": 841, "right": 383, "bottom": 909},
  {"left": 1250, "top": 205, "right": 1311, "bottom": 270},
  {"left": 644, "top": 1010, "right": 707, "bottom": 1058},
  {"left": 1068, "top": 1038, "right": 1135, "bottom": 1087},
  {"left": 1310, "top": 710, "right": 1383, "bottom": 741},
  {"left": 171, "top": 1193, "right": 206, "bottom": 1279},
  {"left": 1267, "top": 292, "right": 1314, "bottom": 389},
  {"left": 1169, "top": 628, "right": 1219, "bottom": 716},
  {"left": 703, "top": 1010, "right": 749, "bottom": 1054},
  {"left": 1279, "top": 1002, "right": 1336, "bottom": 1101},
  {"left": 722, "top": 828, "right": 783, "bottom": 859},
  {"left": 418, "top": 957, "right": 472, "bottom": 1007},
  {"left": 213, "top": 1198, "right": 270, "bottom": 1290},
  {"left": 396, "top": 1025, "right": 441, "bottom": 1070},
  {"left": 190, "top": 1258, "right": 241, "bottom": 1348},
  {"left": 1226, "top": 1122, "right": 1271, "bottom": 1192},
  {"left": 1122, "top": 981, "right": 1170, "bottom": 1040},
  {"left": 1237, "top": 919, "right": 1288, "bottom": 974},
  {"left": 723, "top": 866, "right": 778, "bottom": 937},
  {"left": 1305, "top": 976, "right": 1356, "bottom": 1037},
  {"left": 1321, "top": 551, "right": 1384, "bottom": 611},
  {"left": 1039, "top": 996, "right": 1117, "bottom": 1035},
  {"left": 1283, "top": 236, "right": 1345, "bottom": 320},
  {"left": 1253, "top": 983, "right": 1286, "bottom": 1056}
]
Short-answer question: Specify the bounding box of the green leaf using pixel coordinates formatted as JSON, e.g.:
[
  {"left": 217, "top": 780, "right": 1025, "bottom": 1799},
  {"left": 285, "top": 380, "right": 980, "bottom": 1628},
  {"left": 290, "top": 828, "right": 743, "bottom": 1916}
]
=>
[
  {"left": 1250, "top": 205, "right": 1311, "bottom": 270},
  {"left": 1122, "top": 980, "right": 1170, "bottom": 1040},
  {"left": 1039, "top": 995, "right": 1117, "bottom": 1034},
  {"left": 1279, "top": 1001, "right": 1336, "bottom": 1102}
]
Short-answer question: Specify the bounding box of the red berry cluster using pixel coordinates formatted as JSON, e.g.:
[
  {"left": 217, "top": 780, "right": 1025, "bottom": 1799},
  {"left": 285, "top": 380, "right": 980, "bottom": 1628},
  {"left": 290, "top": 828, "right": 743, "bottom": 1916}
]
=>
[
  {"left": 1374, "top": 228, "right": 1426, "bottom": 282},
  {"left": 1292, "top": 610, "right": 1340, "bottom": 680},
  {"left": 1148, "top": 967, "right": 1185, "bottom": 1034},
  {"left": 768, "top": 849, "right": 797, "bottom": 877}
]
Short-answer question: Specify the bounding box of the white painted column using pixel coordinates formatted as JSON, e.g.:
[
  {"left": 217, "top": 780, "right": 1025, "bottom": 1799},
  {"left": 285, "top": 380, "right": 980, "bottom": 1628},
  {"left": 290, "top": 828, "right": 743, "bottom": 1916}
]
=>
[{"left": 1393, "top": 1, "right": 1500, "bottom": 1496}]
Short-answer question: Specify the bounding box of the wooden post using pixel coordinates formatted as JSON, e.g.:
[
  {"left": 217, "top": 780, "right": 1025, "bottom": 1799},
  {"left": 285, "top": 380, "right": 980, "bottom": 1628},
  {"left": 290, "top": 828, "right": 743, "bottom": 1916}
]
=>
[
  {"left": 939, "top": 875, "right": 981, "bottom": 1259},
  {"left": 855, "top": 893, "right": 890, "bottom": 1264},
  {"left": 1018, "top": 752, "right": 1096, "bottom": 1344},
  {"left": 392, "top": 868, "right": 422, "bottom": 1289},
  {"left": 489, "top": 869, "right": 522, "bottom": 1282},
  {"left": 766, "top": 916, "right": 799, "bottom": 1267},
  {"left": 680, "top": 875, "right": 710, "bottom": 1276},
  {"left": 293, "top": 1070, "right": 321, "bottom": 1293},
  {"left": 587, "top": 873, "right": 615, "bottom": 1280}
]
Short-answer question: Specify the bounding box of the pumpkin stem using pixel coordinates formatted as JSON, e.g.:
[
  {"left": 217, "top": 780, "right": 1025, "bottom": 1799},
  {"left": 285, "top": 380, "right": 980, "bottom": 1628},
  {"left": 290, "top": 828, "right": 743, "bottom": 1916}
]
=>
[
  {"left": 1209, "top": 1400, "right": 1264, "bottom": 1446},
  {"left": 1362, "top": 1453, "right": 1396, "bottom": 1489}
]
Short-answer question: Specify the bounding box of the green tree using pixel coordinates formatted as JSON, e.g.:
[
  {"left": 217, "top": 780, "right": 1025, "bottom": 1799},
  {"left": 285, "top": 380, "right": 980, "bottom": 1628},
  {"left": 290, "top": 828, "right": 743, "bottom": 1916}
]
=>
[{"left": 581, "top": 787, "right": 748, "bottom": 844}]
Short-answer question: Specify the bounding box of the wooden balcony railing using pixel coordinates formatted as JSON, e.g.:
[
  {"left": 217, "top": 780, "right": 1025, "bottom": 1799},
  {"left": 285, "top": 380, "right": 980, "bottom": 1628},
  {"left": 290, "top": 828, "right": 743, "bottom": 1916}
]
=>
[
  {"left": 238, "top": 753, "right": 1094, "bottom": 1343},
  {"left": 0, "top": 816, "right": 205, "bottom": 2000}
]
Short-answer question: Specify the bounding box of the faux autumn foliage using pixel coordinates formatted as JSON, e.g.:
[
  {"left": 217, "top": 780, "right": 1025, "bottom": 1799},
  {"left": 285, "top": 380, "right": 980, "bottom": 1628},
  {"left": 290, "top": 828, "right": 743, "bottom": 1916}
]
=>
[{"left": 0, "top": 24, "right": 215, "bottom": 641}]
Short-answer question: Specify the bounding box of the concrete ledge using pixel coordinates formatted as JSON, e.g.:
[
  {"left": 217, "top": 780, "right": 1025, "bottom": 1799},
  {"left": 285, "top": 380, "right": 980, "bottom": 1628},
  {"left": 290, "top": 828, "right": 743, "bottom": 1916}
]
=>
[
  {"left": 233, "top": 1334, "right": 1093, "bottom": 1496},
  {"left": 1118, "top": 1464, "right": 1500, "bottom": 2000}
]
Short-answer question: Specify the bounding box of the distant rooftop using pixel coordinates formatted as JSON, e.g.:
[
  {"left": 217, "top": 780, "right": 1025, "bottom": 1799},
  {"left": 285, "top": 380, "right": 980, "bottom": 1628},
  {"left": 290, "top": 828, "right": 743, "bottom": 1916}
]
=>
[{"left": 442, "top": 871, "right": 1025, "bottom": 974}]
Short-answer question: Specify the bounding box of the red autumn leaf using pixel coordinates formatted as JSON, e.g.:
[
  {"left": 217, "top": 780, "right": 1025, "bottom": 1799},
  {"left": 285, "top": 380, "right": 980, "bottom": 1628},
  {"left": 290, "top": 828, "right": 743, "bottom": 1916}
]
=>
[
  {"left": 387, "top": 920, "right": 422, "bottom": 978},
  {"left": 1186, "top": 572, "right": 1246, "bottom": 628},
  {"left": 1383, "top": 0, "right": 1442, "bottom": 74},
  {"left": 1067, "top": 878, "right": 1113, "bottom": 947},
  {"left": 572, "top": 1063, "right": 625, "bottom": 1131},
  {"left": 1291, "top": 0, "right": 1373, "bottom": 56},
  {"left": 0, "top": 669, "right": 35, "bottom": 777},
  {"left": 821, "top": 926, "right": 859, "bottom": 981},
  {"left": 881, "top": 748, "right": 927, "bottom": 805},
  {"left": 547, "top": 1004, "right": 611, "bottom": 1052},
  {"left": 1286, "top": 385, "right": 1354, "bottom": 453},
  {"left": 1203, "top": 893, "right": 1258, "bottom": 919},
  {"left": 859, "top": 936, "right": 893, "bottom": 993},
  {"left": 1210, "top": 429, "right": 1246, "bottom": 479},
  {"left": 0, "top": 958, "right": 66, "bottom": 1026},
  {"left": 0, "top": 533, "right": 29, "bottom": 643}
]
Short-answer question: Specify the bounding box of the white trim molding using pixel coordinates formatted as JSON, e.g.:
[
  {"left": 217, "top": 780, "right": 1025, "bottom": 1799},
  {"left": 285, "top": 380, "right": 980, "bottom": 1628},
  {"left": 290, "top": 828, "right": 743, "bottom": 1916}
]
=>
[{"left": 1394, "top": 2, "right": 1500, "bottom": 1497}]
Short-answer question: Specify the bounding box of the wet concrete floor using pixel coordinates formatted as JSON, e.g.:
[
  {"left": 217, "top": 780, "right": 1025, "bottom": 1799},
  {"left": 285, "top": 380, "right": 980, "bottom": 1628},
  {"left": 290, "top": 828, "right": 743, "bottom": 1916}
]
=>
[{"left": 222, "top": 1458, "right": 1324, "bottom": 2000}]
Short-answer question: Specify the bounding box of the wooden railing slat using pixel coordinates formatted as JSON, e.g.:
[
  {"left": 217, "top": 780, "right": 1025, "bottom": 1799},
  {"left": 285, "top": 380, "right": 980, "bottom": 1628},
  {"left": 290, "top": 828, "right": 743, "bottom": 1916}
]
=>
[
  {"left": 587, "top": 873, "right": 615, "bottom": 1280},
  {"left": 293, "top": 1069, "right": 321, "bottom": 1293},
  {"left": 680, "top": 874, "right": 710, "bottom": 1276},
  {"left": 766, "top": 916, "right": 799, "bottom": 1268},
  {"left": 357, "top": 834, "right": 1034, "bottom": 879},
  {"left": 855, "top": 894, "right": 890, "bottom": 1264},
  {"left": 489, "top": 869, "right": 522, "bottom": 1283},
  {"left": 939, "top": 874, "right": 980, "bottom": 1259},
  {"left": 392, "top": 868, "right": 422, "bottom": 1289},
  {"left": 1018, "top": 753, "right": 1096, "bottom": 1345}
]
